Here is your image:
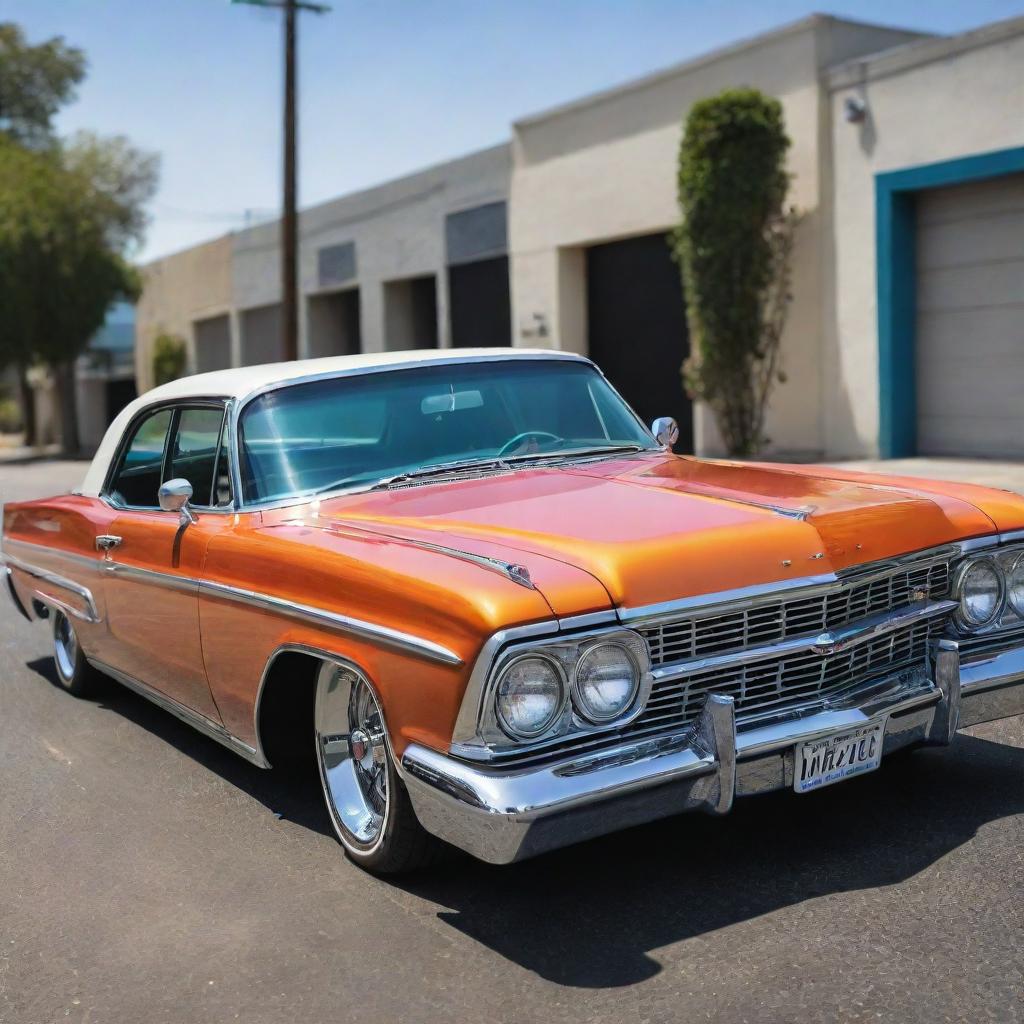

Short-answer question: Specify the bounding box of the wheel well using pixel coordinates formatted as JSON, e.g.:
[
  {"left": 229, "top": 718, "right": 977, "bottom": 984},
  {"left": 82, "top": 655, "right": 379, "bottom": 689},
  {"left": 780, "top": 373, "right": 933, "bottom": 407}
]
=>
[{"left": 256, "top": 651, "right": 321, "bottom": 768}]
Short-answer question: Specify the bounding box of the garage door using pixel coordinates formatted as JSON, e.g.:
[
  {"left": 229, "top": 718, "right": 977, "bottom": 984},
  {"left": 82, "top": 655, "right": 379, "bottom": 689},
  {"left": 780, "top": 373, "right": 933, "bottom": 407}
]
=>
[
  {"left": 449, "top": 256, "right": 511, "bottom": 348},
  {"left": 916, "top": 174, "right": 1024, "bottom": 456},
  {"left": 587, "top": 233, "right": 692, "bottom": 452}
]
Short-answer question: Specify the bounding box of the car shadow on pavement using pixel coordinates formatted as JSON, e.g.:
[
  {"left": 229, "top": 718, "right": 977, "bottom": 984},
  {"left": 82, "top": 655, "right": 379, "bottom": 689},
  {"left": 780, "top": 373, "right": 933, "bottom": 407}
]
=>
[
  {"left": 395, "top": 730, "right": 1024, "bottom": 988},
  {"left": 25, "top": 657, "right": 333, "bottom": 839},
  {"left": 25, "top": 656, "right": 1022, "bottom": 990}
]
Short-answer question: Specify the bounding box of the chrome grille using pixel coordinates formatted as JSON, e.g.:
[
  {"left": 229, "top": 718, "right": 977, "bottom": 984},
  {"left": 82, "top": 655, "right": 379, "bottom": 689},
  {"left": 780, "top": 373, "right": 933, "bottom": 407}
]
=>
[
  {"left": 639, "top": 556, "right": 951, "bottom": 668},
  {"left": 631, "top": 619, "right": 939, "bottom": 735},
  {"left": 496, "top": 617, "right": 941, "bottom": 770}
]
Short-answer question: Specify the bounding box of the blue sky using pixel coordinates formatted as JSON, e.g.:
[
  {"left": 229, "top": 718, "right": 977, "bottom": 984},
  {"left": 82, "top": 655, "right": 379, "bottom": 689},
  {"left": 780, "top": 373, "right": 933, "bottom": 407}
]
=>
[{"left": 6, "top": 0, "right": 1022, "bottom": 262}]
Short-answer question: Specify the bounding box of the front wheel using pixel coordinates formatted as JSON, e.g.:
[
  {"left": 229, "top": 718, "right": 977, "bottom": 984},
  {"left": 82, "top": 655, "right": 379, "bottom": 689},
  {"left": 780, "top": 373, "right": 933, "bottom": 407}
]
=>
[
  {"left": 314, "top": 661, "right": 442, "bottom": 874},
  {"left": 51, "top": 609, "right": 100, "bottom": 697}
]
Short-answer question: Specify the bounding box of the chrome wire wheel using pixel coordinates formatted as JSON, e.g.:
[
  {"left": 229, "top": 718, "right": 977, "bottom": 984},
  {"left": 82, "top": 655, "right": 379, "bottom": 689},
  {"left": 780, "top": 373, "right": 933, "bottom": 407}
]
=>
[
  {"left": 53, "top": 610, "right": 79, "bottom": 685},
  {"left": 315, "top": 662, "right": 391, "bottom": 854}
]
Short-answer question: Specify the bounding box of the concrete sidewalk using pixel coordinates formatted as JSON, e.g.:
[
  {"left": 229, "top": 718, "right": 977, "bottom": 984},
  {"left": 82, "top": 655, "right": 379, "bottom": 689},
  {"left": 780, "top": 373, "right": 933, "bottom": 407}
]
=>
[
  {"left": 825, "top": 457, "right": 1024, "bottom": 494},
  {"left": 0, "top": 442, "right": 64, "bottom": 465}
]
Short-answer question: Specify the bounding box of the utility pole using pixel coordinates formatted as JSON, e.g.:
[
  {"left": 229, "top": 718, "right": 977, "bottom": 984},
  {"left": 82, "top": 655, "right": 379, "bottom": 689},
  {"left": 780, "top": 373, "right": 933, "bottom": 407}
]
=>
[
  {"left": 231, "top": 0, "right": 331, "bottom": 361},
  {"left": 282, "top": 0, "right": 298, "bottom": 360}
]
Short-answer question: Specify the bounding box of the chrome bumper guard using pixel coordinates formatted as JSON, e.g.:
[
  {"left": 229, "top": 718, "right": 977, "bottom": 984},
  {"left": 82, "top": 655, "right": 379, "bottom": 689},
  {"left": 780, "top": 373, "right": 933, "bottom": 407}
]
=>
[{"left": 401, "top": 642, "right": 1024, "bottom": 864}]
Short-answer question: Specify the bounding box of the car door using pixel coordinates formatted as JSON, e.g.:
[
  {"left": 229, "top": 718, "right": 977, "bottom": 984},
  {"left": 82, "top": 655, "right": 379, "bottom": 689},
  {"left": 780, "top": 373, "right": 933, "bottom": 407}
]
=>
[{"left": 98, "top": 401, "right": 233, "bottom": 722}]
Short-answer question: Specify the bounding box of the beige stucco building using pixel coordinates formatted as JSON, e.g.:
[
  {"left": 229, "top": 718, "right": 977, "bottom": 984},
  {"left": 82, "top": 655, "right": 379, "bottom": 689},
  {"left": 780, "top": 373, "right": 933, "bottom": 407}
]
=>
[
  {"left": 134, "top": 12, "right": 1024, "bottom": 460},
  {"left": 827, "top": 19, "right": 1024, "bottom": 458},
  {"left": 135, "top": 235, "right": 234, "bottom": 394}
]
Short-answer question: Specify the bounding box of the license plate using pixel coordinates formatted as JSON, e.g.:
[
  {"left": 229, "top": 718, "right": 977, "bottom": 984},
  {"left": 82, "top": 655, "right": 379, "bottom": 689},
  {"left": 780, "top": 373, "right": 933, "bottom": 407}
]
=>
[{"left": 794, "top": 721, "right": 885, "bottom": 794}]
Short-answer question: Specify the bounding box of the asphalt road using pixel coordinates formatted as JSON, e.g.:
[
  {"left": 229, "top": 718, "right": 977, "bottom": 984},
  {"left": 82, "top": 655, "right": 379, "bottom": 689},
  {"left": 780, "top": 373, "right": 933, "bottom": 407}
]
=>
[{"left": 2, "top": 460, "right": 1022, "bottom": 1024}]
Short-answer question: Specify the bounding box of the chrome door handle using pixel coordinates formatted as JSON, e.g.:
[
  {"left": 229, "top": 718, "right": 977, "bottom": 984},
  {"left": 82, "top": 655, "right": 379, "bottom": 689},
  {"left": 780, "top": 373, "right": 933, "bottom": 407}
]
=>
[{"left": 95, "top": 535, "right": 123, "bottom": 552}]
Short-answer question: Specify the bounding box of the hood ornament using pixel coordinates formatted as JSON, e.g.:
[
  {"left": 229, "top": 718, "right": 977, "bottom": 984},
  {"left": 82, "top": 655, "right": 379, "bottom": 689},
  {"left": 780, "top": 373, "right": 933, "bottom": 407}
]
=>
[
  {"left": 507, "top": 564, "right": 533, "bottom": 588},
  {"left": 380, "top": 536, "right": 537, "bottom": 590}
]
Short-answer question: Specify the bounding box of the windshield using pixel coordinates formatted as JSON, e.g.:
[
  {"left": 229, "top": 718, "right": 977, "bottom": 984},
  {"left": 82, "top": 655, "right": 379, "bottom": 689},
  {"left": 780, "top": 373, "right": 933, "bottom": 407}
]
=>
[{"left": 237, "top": 359, "right": 657, "bottom": 502}]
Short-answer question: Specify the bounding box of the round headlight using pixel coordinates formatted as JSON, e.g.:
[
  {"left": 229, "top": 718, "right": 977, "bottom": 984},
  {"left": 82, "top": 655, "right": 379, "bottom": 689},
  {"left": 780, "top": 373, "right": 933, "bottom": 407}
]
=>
[
  {"left": 573, "top": 643, "right": 640, "bottom": 723},
  {"left": 1007, "top": 553, "right": 1024, "bottom": 618},
  {"left": 958, "top": 558, "right": 1003, "bottom": 627},
  {"left": 495, "top": 656, "right": 565, "bottom": 739}
]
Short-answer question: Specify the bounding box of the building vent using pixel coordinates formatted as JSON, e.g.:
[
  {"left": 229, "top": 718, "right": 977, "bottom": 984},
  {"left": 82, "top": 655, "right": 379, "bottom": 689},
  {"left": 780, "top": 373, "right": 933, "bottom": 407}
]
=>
[
  {"left": 318, "top": 242, "right": 357, "bottom": 288},
  {"left": 445, "top": 202, "right": 507, "bottom": 267}
]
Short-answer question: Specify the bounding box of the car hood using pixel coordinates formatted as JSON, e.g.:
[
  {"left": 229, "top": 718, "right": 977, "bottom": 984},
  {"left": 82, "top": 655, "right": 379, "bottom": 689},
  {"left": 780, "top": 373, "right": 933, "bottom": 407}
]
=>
[{"left": 309, "top": 454, "right": 1013, "bottom": 613}]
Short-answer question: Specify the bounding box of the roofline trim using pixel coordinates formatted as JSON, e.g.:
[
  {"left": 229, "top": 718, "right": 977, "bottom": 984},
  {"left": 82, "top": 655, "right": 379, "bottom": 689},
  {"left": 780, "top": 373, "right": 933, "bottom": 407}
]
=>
[
  {"left": 828, "top": 13, "right": 1024, "bottom": 89},
  {"left": 513, "top": 14, "right": 924, "bottom": 131}
]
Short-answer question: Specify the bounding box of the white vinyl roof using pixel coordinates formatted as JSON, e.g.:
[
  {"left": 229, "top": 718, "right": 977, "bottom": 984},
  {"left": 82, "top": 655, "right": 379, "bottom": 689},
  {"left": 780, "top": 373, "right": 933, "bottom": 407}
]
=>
[{"left": 78, "top": 348, "right": 589, "bottom": 497}]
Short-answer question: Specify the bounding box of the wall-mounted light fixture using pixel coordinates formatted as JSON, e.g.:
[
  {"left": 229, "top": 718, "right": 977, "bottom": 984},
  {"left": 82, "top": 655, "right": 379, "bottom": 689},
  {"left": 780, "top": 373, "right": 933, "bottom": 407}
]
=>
[
  {"left": 520, "top": 312, "right": 549, "bottom": 340},
  {"left": 843, "top": 95, "right": 867, "bottom": 124}
]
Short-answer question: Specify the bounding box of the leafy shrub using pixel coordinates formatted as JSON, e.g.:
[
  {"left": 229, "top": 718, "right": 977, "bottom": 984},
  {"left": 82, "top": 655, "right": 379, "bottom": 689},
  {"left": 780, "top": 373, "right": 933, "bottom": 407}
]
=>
[
  {"left": 673, "top": 87, "right": 798, "bottom": 456},
  {"left": 152, "top": 331, "right": 187, "bottom": 387},
  {"left": 0, "top": 396, "right": 22, "bottom": 433}
]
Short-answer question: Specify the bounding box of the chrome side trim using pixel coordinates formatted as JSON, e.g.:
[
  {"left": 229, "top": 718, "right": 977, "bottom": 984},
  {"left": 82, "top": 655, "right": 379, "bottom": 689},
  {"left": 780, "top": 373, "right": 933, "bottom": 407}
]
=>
[
  {"left": 198, "top": 579, "right": 463, "bottom": 666},
  {"left": 4, "top": 566, "right": 32, "bottom": 622},
  {"left": 2, "top": 536, "right": 100, "bottom": 570},
  {"left": 103, "top": 561, "right": 200, "bottom": 593},
  {"left": 651, "top": 598, "right": 957, "bottom": 682},
  {"left": 379, "top": 536, "right": 537, "bottom": 590},
  {"left": 2, "top": 553, "right": 101, "bottom": 623},
  {"left": 88, "top": 657, "right": 269, "bottom": 768},
  {"left": 4, "top": 537, "right": 461, "bottom": 665}
]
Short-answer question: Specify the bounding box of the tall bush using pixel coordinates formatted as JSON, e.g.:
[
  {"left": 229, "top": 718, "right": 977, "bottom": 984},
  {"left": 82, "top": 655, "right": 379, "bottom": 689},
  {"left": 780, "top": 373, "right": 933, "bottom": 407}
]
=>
[
  {"left": 152, "top": 332, "right": 187, "bottom": 386},
  {"left": 673, "top": 87, "right": 797, "bottom": 456}
]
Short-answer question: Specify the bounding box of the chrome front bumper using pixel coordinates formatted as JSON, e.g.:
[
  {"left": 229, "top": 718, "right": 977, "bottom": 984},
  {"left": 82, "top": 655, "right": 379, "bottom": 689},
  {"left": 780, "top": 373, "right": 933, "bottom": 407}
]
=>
[{"left": 400, "top": 643, "right": 1024, "bottom": 864}]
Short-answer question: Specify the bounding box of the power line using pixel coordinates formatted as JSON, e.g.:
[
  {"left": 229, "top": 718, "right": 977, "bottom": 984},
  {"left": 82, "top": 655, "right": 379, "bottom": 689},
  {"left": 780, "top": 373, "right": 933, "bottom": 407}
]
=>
[{"left": 150, "top": 203, "right": 278, "bottom": 225}]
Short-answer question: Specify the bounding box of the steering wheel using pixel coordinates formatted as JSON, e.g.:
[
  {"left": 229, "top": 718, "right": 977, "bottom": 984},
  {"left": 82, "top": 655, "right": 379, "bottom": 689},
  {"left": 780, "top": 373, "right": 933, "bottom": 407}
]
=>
[{"left": 498, "top": 431, "right": 563, "bottom": 458}]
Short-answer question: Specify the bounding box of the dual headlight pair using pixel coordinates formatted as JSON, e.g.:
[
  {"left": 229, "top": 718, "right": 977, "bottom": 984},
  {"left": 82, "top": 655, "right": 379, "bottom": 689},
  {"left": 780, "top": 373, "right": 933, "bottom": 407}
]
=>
[
  {"left": 955, "top": 551, "right": 1024, "bottom": 629},
  {"left": 493, "top": 634, "right": 649, "bottom": 741}
]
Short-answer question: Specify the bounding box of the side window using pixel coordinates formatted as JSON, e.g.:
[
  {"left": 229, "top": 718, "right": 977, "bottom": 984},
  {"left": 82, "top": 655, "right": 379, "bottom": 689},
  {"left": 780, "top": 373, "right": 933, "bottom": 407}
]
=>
[
  {"left": 108, "top": 408, "right": 173, "bottom": 508},
  {"left": 169, "top": 407, "right": 226, "bottom": 508}
]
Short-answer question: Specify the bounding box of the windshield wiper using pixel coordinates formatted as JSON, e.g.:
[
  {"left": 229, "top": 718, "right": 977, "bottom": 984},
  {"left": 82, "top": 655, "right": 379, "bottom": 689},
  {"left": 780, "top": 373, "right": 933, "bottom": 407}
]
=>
[
  {"left": 369, "top": 458, "right": 515, "bottom": 490},
  {"left": 314, "top": 458, "right": 510, "bottom": 496},
  {"left": 313, "top": 446, "right": 648, "bottom": 497},
  {"left": 501, "top": 444, "right": 648, "bottom": 465}
]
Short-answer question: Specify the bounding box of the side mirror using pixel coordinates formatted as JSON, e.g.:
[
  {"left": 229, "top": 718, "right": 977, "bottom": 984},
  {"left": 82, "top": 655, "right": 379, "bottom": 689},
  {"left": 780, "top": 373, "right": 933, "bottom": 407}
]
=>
[
  {"left": 159, "top": 478, "right": 196, "bottom": 525},
  {"left": 651, "top": 417, "right": 679, "bottom": 450}
]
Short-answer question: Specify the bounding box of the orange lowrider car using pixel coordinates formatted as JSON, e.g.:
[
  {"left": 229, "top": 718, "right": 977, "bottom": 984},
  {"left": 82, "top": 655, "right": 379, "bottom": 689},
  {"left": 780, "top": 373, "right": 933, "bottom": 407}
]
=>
[{"left": 4, "top": 349, "right": 1024, "bottom": 873}]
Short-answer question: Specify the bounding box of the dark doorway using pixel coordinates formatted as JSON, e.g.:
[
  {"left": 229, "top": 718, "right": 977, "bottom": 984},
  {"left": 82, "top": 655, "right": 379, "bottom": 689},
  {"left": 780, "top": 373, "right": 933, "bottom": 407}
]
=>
[
  {"left": 307, "top": 289, "right": 361, "bottom": 357},
  {"left": 105, "top": 378, "right": 137, "bottom": 424},
  {"left": 193, "top": 314, "right": 232, "bottom": 373},
  {"left": 241, "top": 303, "right": 284, "bottom": 366},
  {"left": 384, "top": 275, "right": 438, "bottom": 350},
  {"left": 586, "top": 233, "right": 691, "bottom": 452},
  {"left": 449, "top": 256, "right": 511, "bottom": 348}
]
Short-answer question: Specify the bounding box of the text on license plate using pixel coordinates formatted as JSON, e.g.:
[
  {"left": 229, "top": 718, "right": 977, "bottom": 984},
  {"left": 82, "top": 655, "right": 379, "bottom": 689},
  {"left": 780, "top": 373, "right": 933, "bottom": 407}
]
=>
[{"left": 794, "top": 721, "right": 885, "bottom": 794}]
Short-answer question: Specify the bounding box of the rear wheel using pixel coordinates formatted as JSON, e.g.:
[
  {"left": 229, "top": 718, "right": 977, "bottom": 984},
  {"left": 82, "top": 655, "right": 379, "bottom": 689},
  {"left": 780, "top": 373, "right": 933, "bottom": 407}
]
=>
[
  {"left": 52, "top": 609, "right": 100, "bottom": 697},
  {"left": 314, "top": 661, "right": 442, "bottom": 875}
]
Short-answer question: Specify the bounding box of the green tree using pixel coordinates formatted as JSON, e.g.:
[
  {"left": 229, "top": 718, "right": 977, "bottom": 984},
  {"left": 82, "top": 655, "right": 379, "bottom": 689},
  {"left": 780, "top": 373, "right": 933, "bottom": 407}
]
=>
[
  {"left": 0, "top": 23, "right": 87, "bottom": 443},
  {"left": 152, "top": 332, "right": 188, "bottom": 387},
  {"left": 0, "top": 135, "right": 158, "bottom": 454},
  {"left": 673, "top": 88, "right": 798, "bottom": 456},
  {"left": 0, "top": 23, "right": 85, "bottom": 148}
]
